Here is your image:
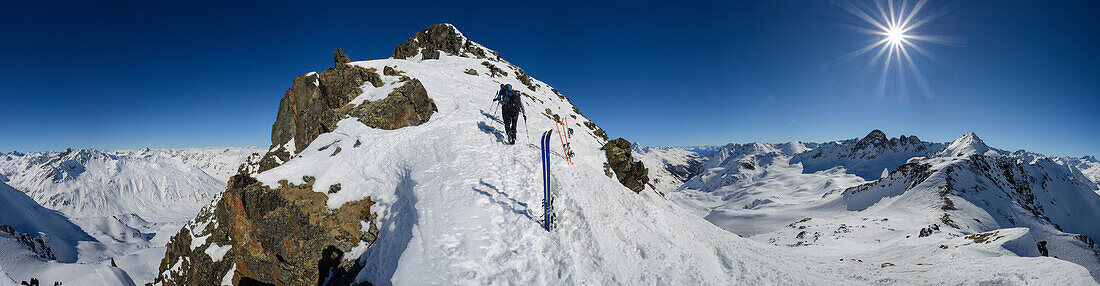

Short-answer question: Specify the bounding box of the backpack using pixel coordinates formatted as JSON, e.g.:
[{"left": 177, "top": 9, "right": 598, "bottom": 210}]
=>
[{"left": 502, "top": 90, "right": 522, "bottom": 109}]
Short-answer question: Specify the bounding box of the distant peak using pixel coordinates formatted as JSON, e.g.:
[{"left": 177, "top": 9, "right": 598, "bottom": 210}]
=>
[
  {"left": 855, "top": 129, "right": 888, "bottom": 150},
  {"left": 939, "top": 132, "right": 994, "bottom": 157}
]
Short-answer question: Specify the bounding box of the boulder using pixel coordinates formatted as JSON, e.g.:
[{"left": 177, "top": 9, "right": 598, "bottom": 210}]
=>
[
  {"left": 602, "top": 138, "right": 651, "bottom": 193},
  {"left": 350, "top": 79, "right": 438, "bottom": 130}
]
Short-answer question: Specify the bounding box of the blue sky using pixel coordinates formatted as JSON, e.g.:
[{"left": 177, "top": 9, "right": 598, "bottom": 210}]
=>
[{"left": 1, "top": 0, "right": 1096, "bottom": 156}]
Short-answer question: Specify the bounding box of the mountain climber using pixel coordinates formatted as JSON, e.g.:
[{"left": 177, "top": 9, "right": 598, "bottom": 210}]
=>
[
  {"left": 489, "top": 66, "right": 500, "bottom": 78},
  {"left": 494, "top": 84, "right": 525, "bottom": 145},
  {"left": 495, "top": 84, "right": 507, "bottom": 101}
]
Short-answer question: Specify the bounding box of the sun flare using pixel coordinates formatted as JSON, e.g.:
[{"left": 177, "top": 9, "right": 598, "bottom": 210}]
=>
[
  {"left": 831, "top": 0, "right": 960, "bottom": 98},
  {"left": 885, "top": 28, "right": 905, "bottom": 44}
]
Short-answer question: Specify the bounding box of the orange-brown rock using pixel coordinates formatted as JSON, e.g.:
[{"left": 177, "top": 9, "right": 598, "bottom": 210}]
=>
[{"left": 153, "top": 174, "right": 378, "bottom": 286}]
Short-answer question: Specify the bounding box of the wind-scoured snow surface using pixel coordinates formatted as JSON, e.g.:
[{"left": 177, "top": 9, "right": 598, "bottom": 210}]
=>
[
  {"left": 640, "top": 131, "right": 1100, "bottom": 283},
  {"left": 250, "top": 34, "right": 1094, "bottom": 283},
  {"left": 0, "top": 147, "right": 259, "bottom": 285}
]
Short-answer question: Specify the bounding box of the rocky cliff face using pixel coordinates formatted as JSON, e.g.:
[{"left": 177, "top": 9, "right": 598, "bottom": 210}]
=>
[
  {"left": 153, "top": 175, "right": 377, "bottom": 286},
  {"left": 262, "top": 49, "right": 385, "bottom": 172},
  {"left": 259, "top": 48, "right": 433, "bottom": 172}
]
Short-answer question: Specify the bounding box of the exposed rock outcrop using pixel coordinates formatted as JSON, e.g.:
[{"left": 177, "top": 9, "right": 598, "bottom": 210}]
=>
[
  {"left": 392, "top": 23, "right": 488, "bottom": 60},
  {"left": 334, "top": 48, "right": 351, "bottom": 66},
  {"left": 0, "top": 225, "right": 55, "bottom": 261},
  {"left": 259, "top": 48, "right": 408, "bottom": 172},
  {"left": 513, "top": 67, "right": 537, "bottom": 91},
  {"left": 602, "top": 138, "right": 651, "bottom": 193},
  {"left": 153, "top": 174, "right": 378, "bottom": 286},
  {"left": 854, "top": 129, "right": 923, "bottom": 151},
  {"left": 854, "top": 129, "right": 888, "bottom": 150},
  {"left": 349, "top": 79, "right": 437, "bottom": 130},
  {"left": 584, "top": 121, "right": 608, "bottom": 142}
]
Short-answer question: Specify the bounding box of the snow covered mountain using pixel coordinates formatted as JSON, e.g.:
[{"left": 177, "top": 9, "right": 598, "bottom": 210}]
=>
[
  {"left": 1053, "top": 155, "right": 1100, "bottom": 194},
  {"left": 147, "top": 24, "right": 1096, "bottom": 285},
  {"left": 0, "top": 147, "right": 261, "bottom": 220},
  {"left": 632, "top": 145, "right": 706, "bottom": 191},
  {"left": 639, "top": 130, "right": 1100, "bottom": 282},
  {"left": 792, "top": 129, "right": 945, "bottom": 180},
  {"left": 0, "top": 147, "right": 260, "bottom": 285}
]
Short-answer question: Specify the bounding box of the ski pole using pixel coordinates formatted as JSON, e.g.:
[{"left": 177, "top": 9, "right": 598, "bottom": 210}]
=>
[
  {"left": 490, "top": 102, "right": 500, "bottom": 125},
  {"left": 523, "top": 115, "right": 531, "bottom": 145}
]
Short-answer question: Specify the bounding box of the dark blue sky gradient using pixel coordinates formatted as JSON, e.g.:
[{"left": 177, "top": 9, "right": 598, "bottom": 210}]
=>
[{"left": 1, "top": 1, "right": 1097, "bottom": 156}]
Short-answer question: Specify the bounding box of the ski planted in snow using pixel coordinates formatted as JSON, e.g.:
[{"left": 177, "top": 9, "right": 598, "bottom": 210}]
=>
[
  {"left": 555, "top": 117, "right": 574, "bottom": 164},
  {"left": 541, "top": 129, "right": 556, "bottom": 231}
]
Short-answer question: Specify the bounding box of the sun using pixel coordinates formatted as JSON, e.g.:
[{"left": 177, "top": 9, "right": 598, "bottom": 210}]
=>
[
  {"left": 885, "top": 28, "right": 905, "bottom": 44},
  {"left": 830, "top": 0, "right": 960, "bottom": 98}
]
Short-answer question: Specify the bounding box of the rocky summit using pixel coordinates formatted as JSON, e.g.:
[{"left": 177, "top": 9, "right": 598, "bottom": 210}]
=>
[{"left": 392, "top": 23, "right": 493, "bottom": 60}]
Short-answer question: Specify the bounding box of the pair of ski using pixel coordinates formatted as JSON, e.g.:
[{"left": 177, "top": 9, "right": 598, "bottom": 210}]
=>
[
  {"left": 554, "top": 117, "right": 575, "bottom": 164},
  {"left": 540, "top": 130, "right": 556, "bottom": 231},
  {"left": 538, "top": 118, "right": 576, "bottom": 231}
]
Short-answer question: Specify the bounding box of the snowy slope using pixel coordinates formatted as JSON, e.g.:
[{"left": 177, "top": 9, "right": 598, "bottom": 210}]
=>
[
  {"left": 0, "top": 147, "right": 261, "bottom": 221},
  {"left": 235, "top": 25, "right": 1095, "bottom": 284},
  {"left": 0, "top": 181, "right": 92, "bottom": 263},
  {"left": 0, "top": 181, "right": 138, "bottom": 286},
  {"left": 652, "top": 131, "right": 1100, "bottom": 282},
  {"left": 1053, "top": 155, "right": 1100, "bottom": 194},
  {"left": 0, "top": 147, "right": 258, "bottom": 285}
]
